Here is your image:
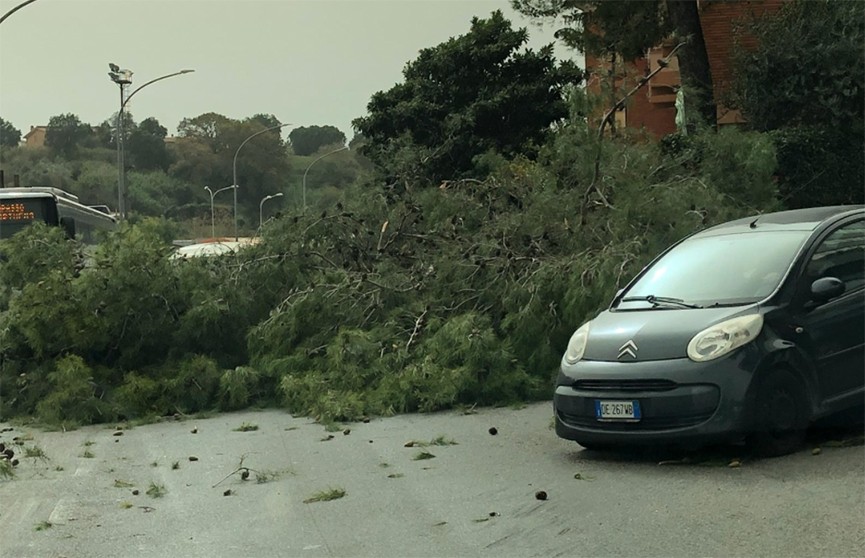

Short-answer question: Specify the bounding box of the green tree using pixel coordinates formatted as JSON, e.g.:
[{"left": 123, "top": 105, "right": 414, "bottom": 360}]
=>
[
  {"left": 353, "top": 10, "right": 581, "bottom": 184},
  {"left": 730, "top": 0, "right": 864, "bottom": 134},
  {"left": 0, "top": 117, "right": 21, "bottom": 148},
  {"left": 246, "top": 113, "right": 284, "bottom": 139},
  {"left": 289, "top": 125, "right": 346, "bottom": 156},
  {"left": 730, "top": 0, "right": 864, "bottom": 207},
  {"left": 45, "top": 113, "right": 92, "bottom": 157},
  {"left": 177, "top": 112, "right": 232, "bottom": 150},
  {"left": 512, "top": 0, "right": 716, "bottom": 127},
  {"left": 127, "top": 117, "right": 171, "bottom": 171},
  {"left": 173, "top": 113, "right": 291, "bottom": 224}
]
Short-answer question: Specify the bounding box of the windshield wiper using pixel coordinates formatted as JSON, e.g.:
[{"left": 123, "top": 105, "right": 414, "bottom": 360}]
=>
[{"left": 620, "top": 295, "right": 702, "bottom": 309}]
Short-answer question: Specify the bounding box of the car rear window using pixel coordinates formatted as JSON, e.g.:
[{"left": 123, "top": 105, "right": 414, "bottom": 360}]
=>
[{"left": 619, "top": 230, "right": 811, "bottom": 308}]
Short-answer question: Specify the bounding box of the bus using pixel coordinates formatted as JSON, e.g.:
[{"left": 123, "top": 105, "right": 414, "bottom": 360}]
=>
[{"left": 0, "top": 187, "right": 117, "bottom": 242}]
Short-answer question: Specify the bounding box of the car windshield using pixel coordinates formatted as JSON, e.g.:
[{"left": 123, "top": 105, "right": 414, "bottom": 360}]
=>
[{"left": 618, "top": 230, "right": 811, "bottom": 308}]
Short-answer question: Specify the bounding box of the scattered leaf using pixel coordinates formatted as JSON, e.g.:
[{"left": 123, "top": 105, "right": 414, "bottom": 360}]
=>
[{"left": 304, "top": 487, "right": 346, "bottom": 504}]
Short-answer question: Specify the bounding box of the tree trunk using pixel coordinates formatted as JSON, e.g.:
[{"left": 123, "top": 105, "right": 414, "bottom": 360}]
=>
[{"left": 666, "top": 0, "right": 717, "bottom": 128}]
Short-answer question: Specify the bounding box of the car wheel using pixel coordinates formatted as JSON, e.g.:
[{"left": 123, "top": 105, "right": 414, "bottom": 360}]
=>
[{"left": 749, "top": 368, "right": 809, "bottom": 457}]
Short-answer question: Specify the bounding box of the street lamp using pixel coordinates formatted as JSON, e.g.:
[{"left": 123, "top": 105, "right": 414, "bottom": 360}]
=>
[
  {"left": 302, "top": 145, "right": 349, "bottom": 212},
  {"left": 204, "top": 185, "right": 237, "bottom": 239},
  {"left": 259, "top": 193, "right": 284, "bottom": 230},
  {"left": 108, "top": 65, "right": 194, "bottom": 219},
  {"left": 232, "top": 122, "right": 292, "bottom": 241},
  {"left": 0, "top": 0, "right": 39, "bottom": 25}
]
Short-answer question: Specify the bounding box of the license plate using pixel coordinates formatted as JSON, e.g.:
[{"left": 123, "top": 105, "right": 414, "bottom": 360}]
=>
[{"left": 595, "top": 400, "right": 641, "bottom": 421}]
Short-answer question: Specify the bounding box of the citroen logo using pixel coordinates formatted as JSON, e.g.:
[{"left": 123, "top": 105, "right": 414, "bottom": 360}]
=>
[{"left": 618, "top": 340, "right": 638, "bottom": 360}]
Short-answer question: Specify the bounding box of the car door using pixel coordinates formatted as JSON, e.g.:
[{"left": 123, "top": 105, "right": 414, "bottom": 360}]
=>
[{"left": 791, "top": 217, "right": 865, "bottom": 403}]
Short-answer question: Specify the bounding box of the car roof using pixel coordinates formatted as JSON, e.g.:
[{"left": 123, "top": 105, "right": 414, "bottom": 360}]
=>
[{"left": 694, "top": 205, "right": 864, "bottom": 238}]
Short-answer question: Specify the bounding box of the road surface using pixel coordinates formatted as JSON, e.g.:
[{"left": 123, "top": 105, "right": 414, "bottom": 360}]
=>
[{"left": 1, "top": 402, "right": 863, "bottom": 557}]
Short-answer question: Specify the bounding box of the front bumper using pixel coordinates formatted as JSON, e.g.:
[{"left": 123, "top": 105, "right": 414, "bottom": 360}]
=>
[{"left": 554, "top": 353, "right": 757, "bottom": 445}]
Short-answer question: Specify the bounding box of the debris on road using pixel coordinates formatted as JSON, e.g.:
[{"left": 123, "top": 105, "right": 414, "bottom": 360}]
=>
[
  {"left": 535, "top": 490, "right": 548, "bottom": 501},
  {"left": 488, "top": 427, "right": 498, "bottom": 436}
]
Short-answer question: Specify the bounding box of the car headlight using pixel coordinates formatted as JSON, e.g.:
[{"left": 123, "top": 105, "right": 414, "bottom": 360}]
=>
[
  {"left": 687, "top": 314, "right": 764, "bottom": 362},
  {"left": 564, "top": 322, "right": 591, "bottom": 365}
]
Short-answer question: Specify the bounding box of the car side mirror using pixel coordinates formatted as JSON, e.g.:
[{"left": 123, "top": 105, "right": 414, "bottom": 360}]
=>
[{"left": 810, "top": 276, "right": 845, "bottom": 303}]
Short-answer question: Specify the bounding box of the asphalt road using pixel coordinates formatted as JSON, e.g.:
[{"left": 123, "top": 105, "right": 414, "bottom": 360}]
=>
[{"left": 1, "top": 402, "right": 863, "bottom": 558}]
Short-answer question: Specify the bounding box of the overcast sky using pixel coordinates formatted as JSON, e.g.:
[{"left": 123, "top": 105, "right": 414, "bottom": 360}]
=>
[{"left": 0, "top": 0, "right": 578, "bottom": 140}]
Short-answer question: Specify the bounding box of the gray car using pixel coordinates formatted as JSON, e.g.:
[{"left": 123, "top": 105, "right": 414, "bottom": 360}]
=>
[{"left": 554, "top": 205, "right": 865, "bottom": 456}]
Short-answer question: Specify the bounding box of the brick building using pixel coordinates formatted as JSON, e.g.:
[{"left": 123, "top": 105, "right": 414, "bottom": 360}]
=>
[
  {"left": 586, "top": 0, "right": 786, "bottom": 138},
  {"left": 23, "top": 125, "right": 47, "bottom": 147}
]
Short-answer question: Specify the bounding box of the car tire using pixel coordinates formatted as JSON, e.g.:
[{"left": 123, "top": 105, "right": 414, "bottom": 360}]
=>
[{"left": 749, "top": 368, "right": 809, "bottom": 457}]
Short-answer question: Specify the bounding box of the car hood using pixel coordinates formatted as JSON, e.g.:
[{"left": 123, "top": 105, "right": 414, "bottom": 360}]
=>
[{"left": 582, "top": 306, "right": 756, "bottom": 362}]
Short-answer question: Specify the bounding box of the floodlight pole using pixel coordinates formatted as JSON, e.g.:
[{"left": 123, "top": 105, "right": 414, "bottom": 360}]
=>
[{"left": 108, "top": 66, "right": 194, "bottom": 219}]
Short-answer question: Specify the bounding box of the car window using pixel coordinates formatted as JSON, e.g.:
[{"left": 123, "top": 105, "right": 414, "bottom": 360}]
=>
[
  {"left": 619, "top": 230, "right": 811, "bottom": 308},
  {"left": 805, "top": 219, "right": 865, "bottom": 292}
]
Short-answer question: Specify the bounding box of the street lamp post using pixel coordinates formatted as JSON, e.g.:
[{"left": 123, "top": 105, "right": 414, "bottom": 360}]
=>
[
  {"left": 204, "top": 185, "right": 237, "bottom": 239},
  {"left": 259, "top": 193, "right": 284, "bottom": 230},
  {"left": 302, "top": 145, "right": 349, "bottom": 212},
  {"left": 232, "top": 123, "right": 292, "bottom": 241},
  {"left": 0, "top": 0, "right": 39, "bottom": 25},
  {"left": 108, "top": 65, "right": 194, "bottom": 219}
]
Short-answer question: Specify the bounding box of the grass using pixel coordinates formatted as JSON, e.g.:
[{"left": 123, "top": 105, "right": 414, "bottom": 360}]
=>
[
  {"left": 413, "top": 451, "right": 436, "bottom": 461},
  {"left": 323, "top": 422, "right": 343, "bottom": 433},
  {"left": 146, "top": 482, "right": 167, "bottom": 498},
  {"left": 34, "top": 520, "right": 53, "bottom": 531},
  {"left": 233, "top": 422, "right": 259, "bottom": 432},
  {"left": 303, "top": 487, "right": 346, "bottom": 504},
  {"left": 120, "top": 501, "right": 133, "bottom": 509},
  {"left": 150, "top": 461, "right": 158, "bottom": 467},
  {"left": 387, "top": 473, "right": 405, "bottom": 479},
  {"left": 171, "top": 461, "right": 180, "bottom": 470},
  {"left": 113, "top": 479, "right": 134, "bottom": 488},
  {"left": 80, "top": 450, "right": 95, "bottom": 459},
  {"left": 0, "top": 460, "right": 14, "bottom": 479},
  {"left": 255, "top": 468, "right": 294, "bottom": 484},
  {"left": 83, "top": 440, "right": 95, "bottom": 447},
  {"left": 54, "top": 465, "right": 64, "bottom": 472},
  {"left": 23, "top": 444, "right": 49, "bottom": 459}
]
